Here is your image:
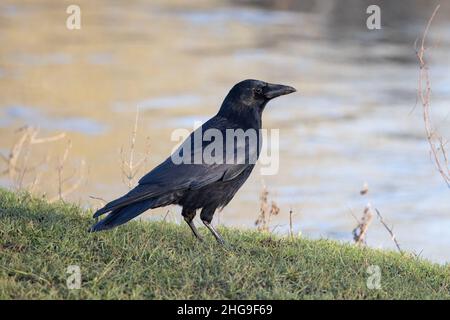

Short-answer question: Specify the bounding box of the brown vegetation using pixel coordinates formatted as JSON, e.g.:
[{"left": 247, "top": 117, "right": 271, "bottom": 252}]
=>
[
  {"left": 119, "top": 107, "right": 151, "bottom": 190},
  {"left": 255, "top": 183, "right": 280, "bottom": 232},
  {"left": 0, "top": 126, "right": 84, "bottom": 202},
  {"left": 416, "top": 4, "right": 450, "bottom": 188}
]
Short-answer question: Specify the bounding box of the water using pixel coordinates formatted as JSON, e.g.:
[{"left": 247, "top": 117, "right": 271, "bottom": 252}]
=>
[
  {"left": 1, "top": 105, "right": 107, "bottom": 135},
  {"left": 0, "top": 0, "right": 449, "bottom": 262}
]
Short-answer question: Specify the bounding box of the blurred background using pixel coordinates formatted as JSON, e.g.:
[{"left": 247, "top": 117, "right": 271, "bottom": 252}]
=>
[{"left": 1, "top": 0, "right": 449, "bottom": 262}]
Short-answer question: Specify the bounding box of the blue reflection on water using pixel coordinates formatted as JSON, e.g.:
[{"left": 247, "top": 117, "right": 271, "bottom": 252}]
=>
[{"left": 1, "top": 105, "right": 107, "bottom": 135}]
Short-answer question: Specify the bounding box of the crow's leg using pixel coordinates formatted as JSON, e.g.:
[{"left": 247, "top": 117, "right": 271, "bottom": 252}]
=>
[
  {"left": 182, "top": 207, "right": 202, "bottom": 241},
  {"left": 203, "top": 221, "right": 225, "bottom": 245},
  {"left": 200, "top": 207, "right": 225, "bottom": 245}
]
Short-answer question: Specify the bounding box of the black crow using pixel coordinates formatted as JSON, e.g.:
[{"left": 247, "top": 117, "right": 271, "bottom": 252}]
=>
[{"left": 90, "top": 79, "right": 296, "bottom": 244}]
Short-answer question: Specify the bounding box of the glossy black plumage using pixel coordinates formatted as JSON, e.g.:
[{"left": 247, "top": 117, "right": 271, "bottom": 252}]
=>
[{"left": 89, "top": 79, "right": 296, "bottom": 243}]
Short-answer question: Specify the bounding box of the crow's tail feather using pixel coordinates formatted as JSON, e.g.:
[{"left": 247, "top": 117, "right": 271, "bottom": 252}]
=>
[{"left": 89, "top": 198, "right": 156, "bottom": 232}]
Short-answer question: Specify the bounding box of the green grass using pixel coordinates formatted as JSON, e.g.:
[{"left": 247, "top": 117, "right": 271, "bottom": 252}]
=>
[{"left": 0, "top": 188, "right": 449, "bottom": 299}]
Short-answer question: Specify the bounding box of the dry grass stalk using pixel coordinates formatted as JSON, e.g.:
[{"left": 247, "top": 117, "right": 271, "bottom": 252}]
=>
[
  {"left": 57, "top": 140, "right": 72, "bottom": 200},
  {"left": 289, "top": 207, "right": 294, "bottom": 239},
  {"left": 352, "top": 183, "right": 403, "bottom": 253},
  {"left": 0, "top": 126, "right": 35, "bottom": 182},
  {"left": 89, "top": 195, "right": 107, "bottom": 207},
  {"left": 49, "top": 139, "right": 85, "bottom": 203},
  {"left": 255, "top": 184, "right": 280, "bottom": 232},
  {"left": 1, "top": 126, "right": 84, "bottom": 202},
  {"left": 27, "top": 170, "right": 44, "bottom": 194},
  {"left": 51, "top": 160, "right": 85, "bottom": 202},
  {"left": 375, "top": 208, "right": 402, "bottom": 253},
  {"left": 1, "top": 127, "right": 32, "bottom": 181},
  {"left": 163, "top": 209, "right": 178, "bottom": 224},
  {"left": 415, "top": 5, "right": 450, "bottom": 188},
  {"left": 352, "top": 204, "right": 374, "bottom": 245},
  {"left": 120, "top": 107, "right": 150, "bottom": 189},
  {"left": 0, "top": 126, "right": 66, "bottom": 189},
  {"left": 352, "top": 183, "right": 374, "bottom": 245}
]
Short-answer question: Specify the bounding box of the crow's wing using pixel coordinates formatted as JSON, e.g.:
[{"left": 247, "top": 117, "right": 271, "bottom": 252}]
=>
[{"left": 94, "top": 117, "right": 260, "bottom": 217}]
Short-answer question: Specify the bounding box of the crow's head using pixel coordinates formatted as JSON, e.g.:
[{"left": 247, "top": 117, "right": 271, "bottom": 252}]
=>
[{"left": 218, "top": 79, "right": 296, "bottom": 125}]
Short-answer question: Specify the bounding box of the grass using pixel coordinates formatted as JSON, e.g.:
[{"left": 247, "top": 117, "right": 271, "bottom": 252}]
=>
[{"left": 0, "top": 188, "right": 449, "bottom": 299}]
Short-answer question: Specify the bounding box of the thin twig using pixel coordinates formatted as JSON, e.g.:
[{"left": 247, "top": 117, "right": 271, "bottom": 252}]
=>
[
  {"left": 289, "top": 208, "right": 294, "bottom": 239},
  {"left": 352, "top": 204, "right": 373, "bottom": 245},
  {"left": 0, "top": 126, "right": 67, "bottom": 191},
  {"left": 49, "top": 160, "right": 85, "bottom": 203},
  {"left": 375, "top": 208, "right": 402, "bottom": 253},
  {"left": 89, "top": 195, "right": 107, "bottom": 207},
  {"left": 30, "top": 132, "right": 66, "bottom": 144},
  {"left": 57, "top": 140, "right": 72, "bottom": 201},
  {"left": 255, "top": 183, "right": 280, "bottom": 232},
  {"left": 120, "top": 107, "right": 150, "bottom": 189},
  {"left": 352, "top": 183, "right": 374, "bottom": 245},
  {"left": 415, "top": 5, "right": 449, "bottom": 187}
]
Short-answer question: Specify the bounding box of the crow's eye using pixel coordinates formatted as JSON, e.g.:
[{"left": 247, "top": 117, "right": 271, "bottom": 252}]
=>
[{"left": 254, "top": 88, "right": 263, "bottom": 95}]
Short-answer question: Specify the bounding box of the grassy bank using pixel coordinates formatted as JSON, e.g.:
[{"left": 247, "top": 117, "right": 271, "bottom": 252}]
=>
[{"left": 0, "top": 188, "right": 449, "bottom": 299}]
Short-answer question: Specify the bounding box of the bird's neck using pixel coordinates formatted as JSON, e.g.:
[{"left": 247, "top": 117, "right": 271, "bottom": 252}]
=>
[{"left": 217, "top": 102, "right": 265, "bottom": 130}]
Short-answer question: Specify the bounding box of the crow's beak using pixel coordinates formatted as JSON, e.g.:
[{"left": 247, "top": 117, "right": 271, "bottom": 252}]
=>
[{"left": 264, "top": 83, "right": 297, "bottom": 99}]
